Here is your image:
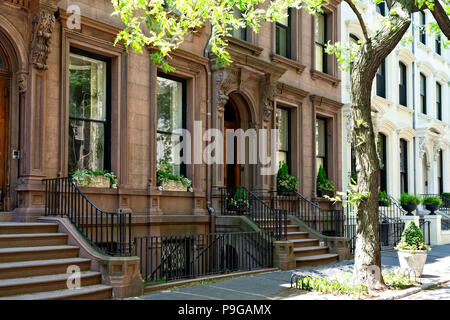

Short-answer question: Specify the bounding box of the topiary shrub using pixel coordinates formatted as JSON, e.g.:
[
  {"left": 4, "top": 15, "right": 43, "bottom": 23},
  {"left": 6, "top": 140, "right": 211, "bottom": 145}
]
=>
[
  {"left": 399, "top": 193, "right": 420, "bottom": 206},
  {"left": 395, "top": 221, "right": 429, "bottom": 252},
  {"left": 422, "top": 196, "right": 443, "bottom": 206}
]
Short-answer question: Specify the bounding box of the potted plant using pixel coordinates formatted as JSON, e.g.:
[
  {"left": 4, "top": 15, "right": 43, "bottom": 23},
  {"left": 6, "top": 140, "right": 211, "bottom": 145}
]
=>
[
  {"left": 379, "top": 191, "right": 391, "bottom": 207},
  {"left": 276, "top": 161, "right": 298, "bottom": 195},
  {"left": 157, "top": 169, "right": 192, "bottom": 192},
  {"left": 228, "top": 187, "right": 250, "bottom": 213},
  {"left": 399, "top": 193, "right": 420, "bottom": 216},
  {"left": 316, "top": 165, "right": 335, "bottom": 197},
  {"left": 71, "top": 169, "right": 118, "bottom": 189},
  {"left": 422, "top": 196, "right": 443, "bottom": 215},
  {"left": 395, "top": 221, "right": 430, "bottom": 278}
]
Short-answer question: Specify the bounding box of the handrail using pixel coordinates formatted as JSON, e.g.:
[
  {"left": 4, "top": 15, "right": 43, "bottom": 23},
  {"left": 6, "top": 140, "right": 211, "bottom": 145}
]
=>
[
  {"left": 220, "top": 187, "right": 287, "bottom": 240},
  {"left": 270, "top": 189, "right": 345, "bottom": 237},
  {"left": 43, "top": 177, "right": 132, "bottom": 256}
]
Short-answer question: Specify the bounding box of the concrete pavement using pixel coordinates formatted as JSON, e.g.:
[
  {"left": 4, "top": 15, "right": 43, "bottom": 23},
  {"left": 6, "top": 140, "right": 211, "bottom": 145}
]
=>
[{"left": 128, "top": 244, "right": 450, "bottom": 300}]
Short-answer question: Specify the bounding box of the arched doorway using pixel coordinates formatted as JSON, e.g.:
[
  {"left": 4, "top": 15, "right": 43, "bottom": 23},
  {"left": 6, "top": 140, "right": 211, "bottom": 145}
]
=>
[
  {"left": 224, "top": 99, "right": 241, "bottom": 187},
  {"left": 0, "top": 45, "right": 10, "bottom": 210}
]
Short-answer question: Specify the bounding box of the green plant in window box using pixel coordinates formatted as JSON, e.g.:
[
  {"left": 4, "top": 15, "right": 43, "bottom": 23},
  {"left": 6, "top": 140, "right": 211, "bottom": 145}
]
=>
[
  {"left": 156, "top": 169, "right": 192, "bottom": 192},
  {"left": 228, "top": 187, "right": 249, "bottom": 213},
  {"left": 276, "top": 161, "right": 298, "bottom": 195},
  {"left": 316, "top": 165, "right": 335, "bottom": 197},
  {"left": 71, "top": 169, "right": 118, "bottom": 188}
]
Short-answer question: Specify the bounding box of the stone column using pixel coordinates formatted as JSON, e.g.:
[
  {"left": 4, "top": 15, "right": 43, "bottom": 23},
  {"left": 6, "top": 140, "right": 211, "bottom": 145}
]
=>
[
  {"left": 15, "top": 1, "right": 58, "bottom": 221},
  {"left": 424, "top": 214, "right": 441, "bottom": 245}
]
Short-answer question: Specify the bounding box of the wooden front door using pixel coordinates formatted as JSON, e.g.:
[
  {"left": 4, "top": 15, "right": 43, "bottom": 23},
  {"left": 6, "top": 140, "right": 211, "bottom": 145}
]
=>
[
  {"left": 0, "top": 74, "right": 9, "bottom": 209},
  {"left": 224, "top": 100, "right": 241, "bottom": 187}
]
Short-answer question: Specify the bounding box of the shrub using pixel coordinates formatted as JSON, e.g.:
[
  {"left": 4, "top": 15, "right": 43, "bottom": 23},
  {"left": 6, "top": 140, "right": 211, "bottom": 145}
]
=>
[
  {"left": 379, "top": 191, "right": 391, "bottom": 206},
  {"left": 277, "top": 161, "right": 298, "bottom": 191},
  {"left": 440, "top": 193, "right": 450, "bottom": 199},
  {"left": 395, "top": 221, "right": 429, "bottom": 252},
  {"left": 422, "top": 196, "right": 443, "bottom": 206},
  {"left": 317, "top": 165, "right": 335, "bottom": 193},
  {"left": 229, "top": 187, "right": 249, "bottom": 208},
  {"left": 71, "top": 169, "right": 118, "bottom": 186},
  {"left": 399, "top": 193, "right": 420, "bottom": 206}
]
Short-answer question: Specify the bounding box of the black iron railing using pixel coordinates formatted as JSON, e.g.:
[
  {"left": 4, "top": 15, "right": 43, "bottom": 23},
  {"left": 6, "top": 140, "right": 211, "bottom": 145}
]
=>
[
  {"left": 220, "top": 187, "right": 287, "bottom": 240},
  {"left": 134, "top": 231, "right": 273, "bottom": 283},
  {"left": 43, "top": 177, "right": 132, "bottom": 256},
  {"left": 345, "top": 194, "right": 407, "bottom": 254},
  {"left": 269, "top": 190, "right": 345, "bottom": 237}
]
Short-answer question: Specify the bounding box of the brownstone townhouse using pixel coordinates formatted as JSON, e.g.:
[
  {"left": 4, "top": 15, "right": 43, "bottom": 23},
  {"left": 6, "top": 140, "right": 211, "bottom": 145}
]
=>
[{"left": 0, "top": 0, "right": 347, "bottom": 298}]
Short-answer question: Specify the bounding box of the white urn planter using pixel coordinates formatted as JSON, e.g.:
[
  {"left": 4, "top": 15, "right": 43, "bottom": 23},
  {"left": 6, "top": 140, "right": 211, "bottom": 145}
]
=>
[{"left": 397, "top": 249, "right": 428, "bottom": 278}]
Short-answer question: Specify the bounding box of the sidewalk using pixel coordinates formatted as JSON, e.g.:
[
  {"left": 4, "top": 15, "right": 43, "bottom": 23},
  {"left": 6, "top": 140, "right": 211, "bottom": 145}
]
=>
[{"left": 127, "top": 244, "right": 450, "bottom": 300}]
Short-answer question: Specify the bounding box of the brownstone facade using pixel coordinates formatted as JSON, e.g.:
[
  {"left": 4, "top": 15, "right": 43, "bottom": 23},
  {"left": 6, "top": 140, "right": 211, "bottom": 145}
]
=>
[{"left": 0, "top": 0, "right": 342, "bottom": 236}]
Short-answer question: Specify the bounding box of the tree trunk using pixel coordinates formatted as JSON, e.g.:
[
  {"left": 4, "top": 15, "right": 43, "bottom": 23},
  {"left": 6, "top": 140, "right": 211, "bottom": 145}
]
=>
[{"left": 350, "top": 1, "right": 413, "bottom": 290}]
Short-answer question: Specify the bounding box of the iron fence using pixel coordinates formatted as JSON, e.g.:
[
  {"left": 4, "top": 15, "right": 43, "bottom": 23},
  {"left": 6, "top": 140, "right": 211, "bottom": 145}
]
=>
[
  {"left": 269, "top": 190, "right": 345, "bottom": 237},
  {"left": 220, "top": 187, "right": 287, "bottom": 240},
  {"left": 134, "top": 231, "right": 273, "bottom": 284},
  {"left": 43, "top": 177, "right": 132, "bottom": 256},
  {"left": 419, "top": 218, "right": 431, "bottom": 245}
]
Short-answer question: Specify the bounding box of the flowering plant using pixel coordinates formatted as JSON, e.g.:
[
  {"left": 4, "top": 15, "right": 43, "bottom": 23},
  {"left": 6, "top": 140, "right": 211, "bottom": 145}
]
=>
[{"left": 277, "top": 161, "right": 298, "bottom": 192}]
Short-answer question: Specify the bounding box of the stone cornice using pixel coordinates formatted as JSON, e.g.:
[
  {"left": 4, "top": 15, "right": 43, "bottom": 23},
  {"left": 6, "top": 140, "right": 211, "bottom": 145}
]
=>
[
  {"left": 310, "top": 70, "right": 341, "bottom": 87},
  {"left": 226, "top": 37, "right": 263, "bottom": 57},
  {"left": 57, "top": 9, "right": 122, "bottom": 37},
  {"left": 310, "top": 95, "right": 343, "bottom": 110},
  {"left": 276, "top": 82, "right": 309, "bottom": 100},
  {"left": 270, "top": 54, "right": 306, "bottom": 74}
]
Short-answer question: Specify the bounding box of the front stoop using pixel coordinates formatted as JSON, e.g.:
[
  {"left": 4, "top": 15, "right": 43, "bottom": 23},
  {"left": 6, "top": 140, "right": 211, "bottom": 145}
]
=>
[{"left": 0, "top": 222, "right": 113, "bottom": 300}]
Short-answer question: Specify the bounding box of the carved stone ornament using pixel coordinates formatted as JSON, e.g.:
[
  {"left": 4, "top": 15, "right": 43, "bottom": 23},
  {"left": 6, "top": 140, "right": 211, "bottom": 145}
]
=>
[
  {"left": 433, "top": 141, "right": 442, "bottom": 161},
  {"left": 262, "top": 81, "right": 277, "bottom": 123},
  {"left": 418, "top": 136, "right": 427, "bottom": 159},
  {"left": 213, "top": 69, "right": 238, "bottom": 114},
  {"left": 17, "top": 72, "right": 28, "bottom": 93},
  {"left": 31, "top": 11, "right": 56, "bottom": 70}
]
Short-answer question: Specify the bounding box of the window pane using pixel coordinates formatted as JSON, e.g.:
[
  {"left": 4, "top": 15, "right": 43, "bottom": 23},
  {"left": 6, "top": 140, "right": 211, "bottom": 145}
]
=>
[
  {"left": 231, "top": 9, "right": 246, "bottom": 41},
  {"left": 0, "top": 52, "right": 5, "bottom": 69},
  {"left": 316, "top": 119, "right": 326, "bottom": 157},
  {"left": 316, "top": 158, "right": 324, "bottom": 175},
  {"left": 315, "top": 14, "right": 325, "bottom": 44},
  {"left": 276, "top": 26, "right": 288, "bottom": 57},
  {"left": 277, "top": 151, "right": 287, "bottom": 165},
  {"left": 278, "top": 7, "right": 289, "bottom": 26},
  {"left": 157, "top": 132, "right": 181, "bottom": 175},
  {"left": 277, "top": 109, "right": 289, "bottom": 152},
  {"left": 157, "top": 77, "right": 183, "bottom": 133},
  {"left": 68, "top": 119, "right": 105, "bottom": 171},
  {"left": 69, "top": 53, "right": 107, "bottom": 121},
  {"left": 315, "top": 44, "right": 324, "bottom": 72}
]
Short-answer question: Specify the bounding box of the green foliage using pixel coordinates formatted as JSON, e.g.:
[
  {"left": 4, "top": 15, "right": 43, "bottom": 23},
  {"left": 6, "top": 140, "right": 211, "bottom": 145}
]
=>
[
  {"left": 395, "top": 221, "right": 430, "bottom": 252},
  {"left": 399, "top": 193, "right": 421, "bottom": 206},
  {"left": 316, "top": 165, "right": 334, "bottom": 193},
  {"left": 422, "top": 196, "right": 443, "bottom": 206},
  {"left": 276, "top": 161, "right": 298, "bottom": 191},
  {"left": 229, "top": 187, "right": 250, "bottom": 208},
  {"left": 71, "top": 169, "right": 118, "bottom": 186},
  {"left": 379, "top": 190, "right": 391, "bottom": 206},
  {"left": 442, "top": 193, "right": 450, "bottom": 198},
  {"left": 157, "top": 169, "right": 192, "bottom": 188},
  {"left": 328, "top": 179, "right": 370, "bottom": 215},
  {"left": 296, "top": 275, "right": 369, "bottom": 296},
  {"left": 382, "top": 271, "right": 414, "bottom": 290}
]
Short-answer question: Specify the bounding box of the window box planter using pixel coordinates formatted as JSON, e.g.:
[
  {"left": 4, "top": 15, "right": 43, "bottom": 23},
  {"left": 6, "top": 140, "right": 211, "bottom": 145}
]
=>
[
  {"left": 227, "top": 203, "right": 249, "bottom": 214},
  {"left": 77, "top": 175, "right": 111, "bottom": 188},
  {"left": 159, "top": 180, "right": 188, "bottom": 192}
]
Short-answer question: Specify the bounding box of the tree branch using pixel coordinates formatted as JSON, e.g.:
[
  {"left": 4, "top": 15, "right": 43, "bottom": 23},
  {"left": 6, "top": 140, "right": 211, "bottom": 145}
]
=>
[
  {"left": 428, "top": 0, "right": 450, "bottom": 40},
  {"left": 344, "top": 0, "right": 369, "bottom": 41}
]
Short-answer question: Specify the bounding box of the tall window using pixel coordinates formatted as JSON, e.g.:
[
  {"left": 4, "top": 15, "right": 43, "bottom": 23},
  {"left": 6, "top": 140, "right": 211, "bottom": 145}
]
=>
[
  {"left": 275, "top": 8, "right": 291, "bottom": 58},
  {"left": 438, "top": 150, "right": 443, "bottom": 195},
  {"left": 376, "top": 60, "right": 386, "bottom": 98},
  {"left": 316, "top": 118, "right": 328, "bottom": 176},
  {"left": 277, "top": 107, "right": 290, "bottom": 169},
  {"left": 399, "top": 62, "right": 407, "bottom": 107},
  {"left": 436, "top": 82, "right": 442, "bottom": 120},
  {"left": 156, "top": 75, "right": 186, "bottom": 176},
  {"left": 378, "top": 133, "right": 387, "bottom": 193},
  {"left": 400, "top": 139, "right": 408, "bottom": 194},
  {"left": 231, "top": 8, "right": 247, "bottom": 41},
  {"left": 68, "top": 48, "right": 111, "bottom": 173},
  {"left": 315, "top": 13, "right": 327, "bottom": 73},
  {"left": 419, "top": 12, "right": 426, "bottom": 44},
  {"left": 376, "top": 2, "right": 386, "bottom": 16},
  {"left": 420, "top": 73, "right": 427, "bottom": 114},
  {"left": 436, "top": 34, "right": 442, "bottom": 55}
]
